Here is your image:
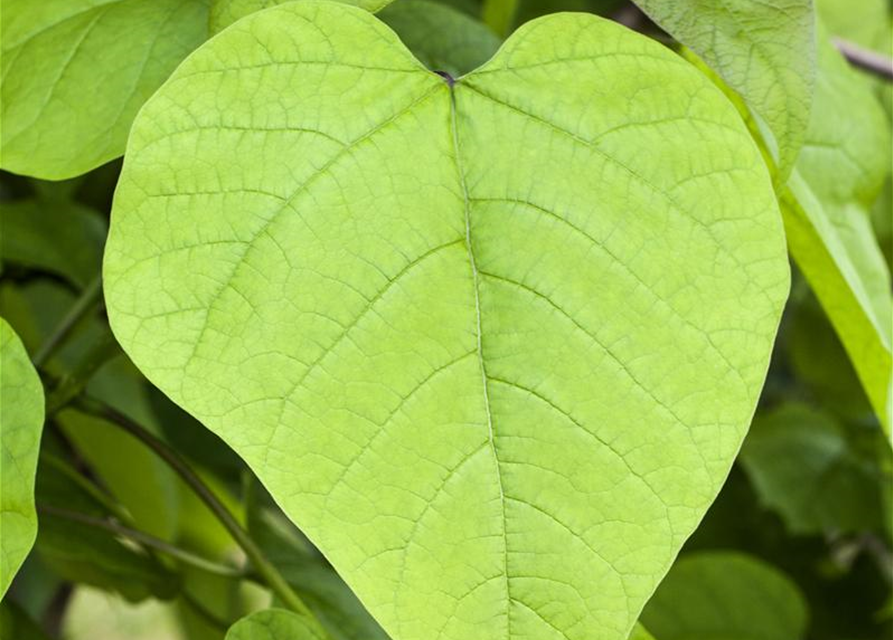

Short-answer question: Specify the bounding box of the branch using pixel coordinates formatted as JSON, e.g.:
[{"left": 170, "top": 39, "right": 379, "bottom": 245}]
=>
[
  {"left": 74, "top": 396, "right": 322, "bottom": 628},
  {"left": 833, "top": 38, "right": 893, "bottom": 81},
  {"left": 38, "top": 504, "right": 246, "bottom": 579}
]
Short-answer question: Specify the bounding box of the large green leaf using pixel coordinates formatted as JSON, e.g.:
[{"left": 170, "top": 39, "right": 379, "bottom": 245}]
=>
[
  {"left": 634, "top": 0, "right": 816, "bottom": 178},
  {"left": 379, "top": 0, "right": 501, "bottom": 77},
  {"left": 0, "top": 600, "right": 51, "bottom": 640},
  {"left": 209, "top": 0, "right": 396, "bottom": 33},
  {"left": 641, "top": 552, "right": 808, "bottom": 640},
  {"left": 104, "top": 4, "right": 789, "bottom": 639},
  {"left": 0, "top": 318, "right": 44, "bottom": 599},
  {"left": 0, "top": 0, "right": 211, "bottom": 179},
  {"left": 780, "top": 28, "right": 892, "bottom": 437},
  {"left": 740, "top": 403, "right": 887, "bottom": 534},
  {"left": 227, "top": 609, "right": 327, "bottom": 640}
]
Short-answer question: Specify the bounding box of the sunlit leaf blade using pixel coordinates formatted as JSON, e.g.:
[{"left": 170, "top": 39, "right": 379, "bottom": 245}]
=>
[
  {"left": 380, "top": 0, "right": 501, "bottom": 77},
  {"left": 634, "top": 0, "right": 816, "bottom": 178},
  {"left": 227, "top": 609, "right": 327, "bottom": 640},
  {"left": 0, "top": 318, "right": 44, "bottom": 599},
  {"left": 780, "top": 29, "right": 893, "bottom": 438},
  {"left": 641, "top": 552, "right": 808, "bottom": 640},
  {"left": 105, "top": 4, "right": 789, "bottom": 639},
  {"left": 0, "top": 0, "right": 210, "bottom": 180},
  {"left": 628, "top": 623, "right": 656, "bottom": 640},
  {"left": 208, "top": 0, "right": 396, "bottom": 34},
  {"left": 0, "top": 199, "right": 106, "bottom": 288},
  {"left": 740, "top": 403, "right": 887, "bottom": 534}
]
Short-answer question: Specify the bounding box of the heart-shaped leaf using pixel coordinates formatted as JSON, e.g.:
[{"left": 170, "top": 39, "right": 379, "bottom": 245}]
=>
[
  {"left": 105, "top": 4, "right": 789, "bottom": 639},
  {"left": 0, "top": 318, "right": 45, "bottom": 599}
]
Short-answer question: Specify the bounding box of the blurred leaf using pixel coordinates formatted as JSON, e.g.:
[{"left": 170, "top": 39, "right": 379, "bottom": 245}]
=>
[
  {"left": 641, "top": 551, "right": 808, "bottom": 640},
  {"left": 779, "top": 26, "right": 893, "bottom": 438},
  {"left": 62, "top": 586, "right": 187, "bottom": 640},
  {"left": 0, "top": 600, "right": 50, "bottom": 640},
  {"left": 0, "top": 0, "right": 210, "bottom": 179},
  {"left": 740, "top": 403, "right": 886, "bottom": 535},
  {"left": 635, "top": 0, "right": 816, "bottom": 178},
  {"left": 482, "top": 0, "right": 519, "bottom": 35},
  {"left": 0, "top": 318, "right": 44, "bottom": 599},
  {"left": 226, "top": 609, "right": 326, "bottom": 640},
  {"left": 816, "top": 0, "right": 891, "bottom": 52},
  {"left": 380, "top": 0, "right": 501, "bottom": 76},
  {"left": 208, "top": 0, "right": 396, "bottom": 34},
  {"left": 246, "top": 482, "right": 390, "bottom": 640},
  {"left": 0, "top": 199, "right": 106, "bottom": 288},
  {"left": 514, "top": 0, "right": 625, "bottom": 26},
  {"left": 36, "top": 514, "right": 179, "bottom": 603}
]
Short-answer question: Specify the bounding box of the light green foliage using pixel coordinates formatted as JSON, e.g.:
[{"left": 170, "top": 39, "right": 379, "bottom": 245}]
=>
[
  {"left": 0, "top": 0, "right": 211, "bottom": 179},
  {"left": 635, "top": 0, "right": 815, "bottom": 178},
  {"left": 227, "top": 609, "right": 327, "bottom": 640},
  {"left": 482, "top": 0, "right": 519, "bottom": 36},
  {"left": 209, "top": 0, "right": 396, "bottom": 33},
  {"left": 105, "top": 3, "right": 788, "bottom": 639},
  {"left": 0, "top": 319, "right": 44, "bottom": 599},
  {"left": 0, "top": 199, "right": 106, "bottom": 288},
  {"left": 380, "top": 0, "right": 501, "bottom": 77},
  {"left": 740, "top": 403, "right": 887, "bottom": 534},
  {"left": 780, "top": 27, "right": 892, "bottom": 438},
  {"left": 816, "top": 0, "right": 890, "bottom": 52},
  {"left": 641, "top": 552, "right": 808, "bottom": 640}
]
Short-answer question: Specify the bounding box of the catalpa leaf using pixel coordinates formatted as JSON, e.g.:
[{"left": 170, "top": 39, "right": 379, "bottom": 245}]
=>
[
  {"left": 641, "top": 552, "right": 808, "bottom": 640},
  {"left": 104, "top": 4, "right": 789, "bottom": 639},
  {"left": 209, "top": 0, "right": 396, "bottom": 33},
  {"left": 0, "top": 0, "right": 211, "bottom": 180},
  {"left": 780, "top": 27, "right": 892, "bottom": 437},
  {"left": 0, "top": 318, "right": 44, "bottom": 599},
  {"left": 634, "top": 0, "right": 816, "bottom": 178},
  {"left": 227, "top": 609, "right": 327, "bottom": 640}
]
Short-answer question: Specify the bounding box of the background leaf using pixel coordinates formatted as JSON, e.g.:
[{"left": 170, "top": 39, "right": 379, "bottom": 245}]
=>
[
  {"left": 0, "top": 0, "right": 211, "bottom": 179},
  {"left": 379, "top": 0, "right": 501, "bottom": 77},
  {"left": 633, "top": 0, "right": 816, "bottom": 177},
  {"left": 226, "top": 608, "right": 327, "bottom": 640},
  {"left": 0, "top": 318, "right": 44, "bottom": 598},
  {"left": 105, "top": 4, "right": 789, "bottom": 639},
  {"left": 641, "top": 551, "right": 808, "bottom": 640},
  {"left": 208, "top": 0, "right": 396, "bottom": 34}
]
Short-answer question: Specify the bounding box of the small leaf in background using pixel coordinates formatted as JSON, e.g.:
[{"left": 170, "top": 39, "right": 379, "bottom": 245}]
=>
[
  {"left": 380, "top": 0, "right": 501, "bottom": 77},
  {"left": 641, "top": 552, "right": 808, "bottom": 640},
  {"left": 104, "top": 4, "right": 789, "bottom": 639},
  {"left": 226, "top": 608, "right": 327, "bottom": 640},
  {"left": 0, "top": 318, "right": 44, "bottom": 599},
  {"left": 0, "top": 0, "right": 210, "bottom": 179},
  {"left": 0, "top": 199, "right": 106, "bottom": 289},
  {"left": 740, "top": 403, "right": 887, "bottom": 535},
  {"left": 779, "top": 24, "right": 892, "bottom": 438},
  {"left": 62, "top": 586, "right": 186, "bottom": 640},
  {"left": 634, "top": 0, "right": 816, "bottom": 178},
  {"left": 208, "top": 0, "right": 396, "bottom": 34}
]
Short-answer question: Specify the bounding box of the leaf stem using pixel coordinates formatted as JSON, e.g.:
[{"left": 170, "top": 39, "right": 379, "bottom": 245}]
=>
[
  {"left": 37, "top": 504, "right": 246, "bottom": 579},
  {"left": 833, "top": 38, "right": 893, "bottom": 81},
  {"left": 32, "top": 274, "right": 104, "bottom": 367},
  {"left": 74, "top": 395, "right": 319, "bottom": 623}
]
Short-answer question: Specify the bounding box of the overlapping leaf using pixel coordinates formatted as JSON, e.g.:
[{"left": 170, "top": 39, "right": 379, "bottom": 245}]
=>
[
  {"left": 210, "top": 0, "right": 395, "bottom": 33},
  {"left": 0, "top": 319, "right": 44, "bottom": 599},
  {"left": 227, "top": 609, "right": 327, "bottom": 640},
  {"left": 780, "top": 27, "right": 892, "bottom": 437},
  {"left": 105, "top": 4, "right": 789, "bottom": 639},
  {"left": 634, "top": 0, "right": 816, "bottom": 178}
]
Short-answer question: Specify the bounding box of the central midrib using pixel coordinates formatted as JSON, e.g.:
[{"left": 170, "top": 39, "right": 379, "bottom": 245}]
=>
[{"left": 447, "top": 81, "right": 512, "bottom": 638}]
